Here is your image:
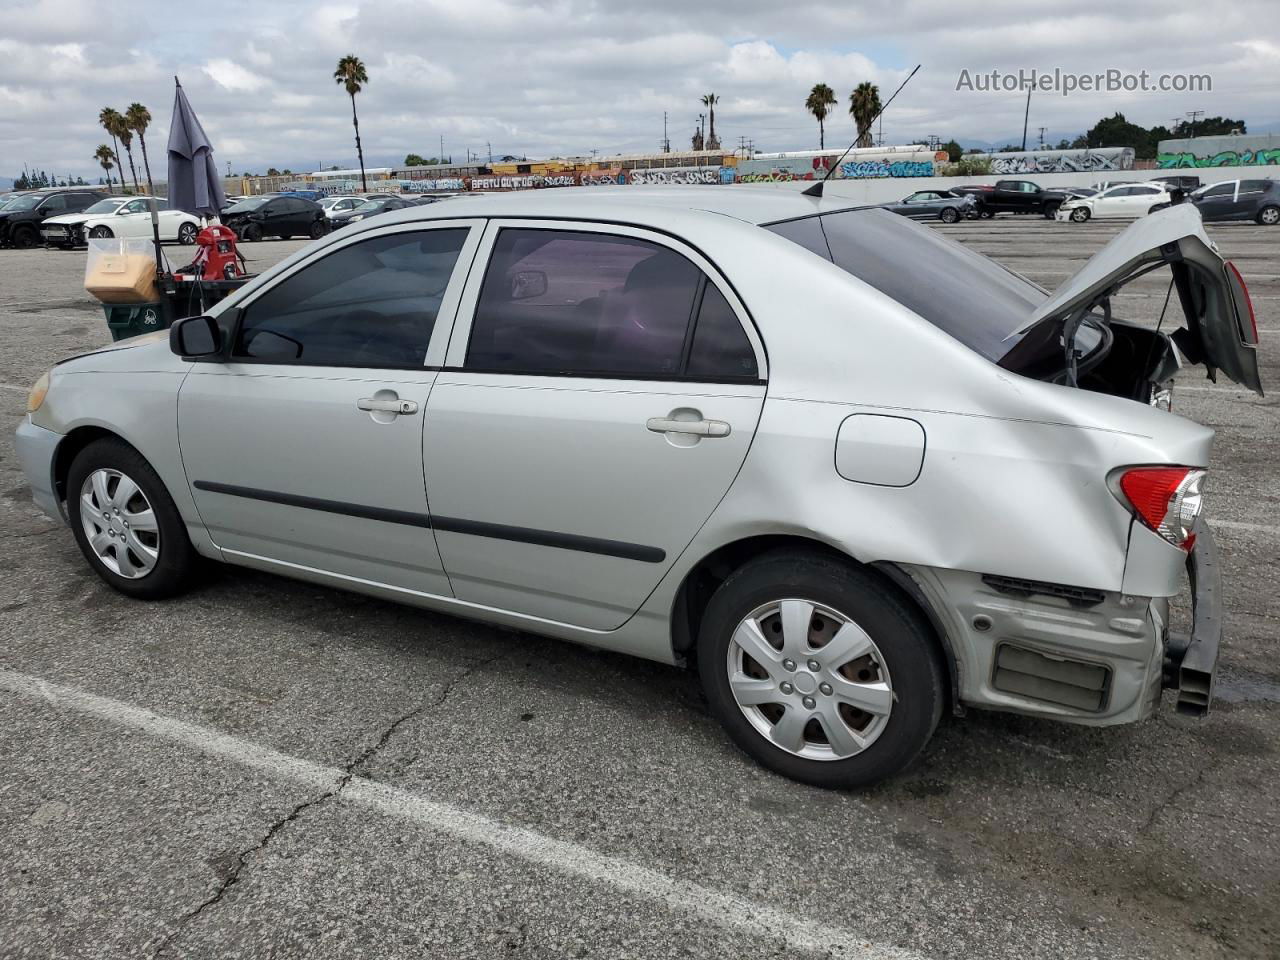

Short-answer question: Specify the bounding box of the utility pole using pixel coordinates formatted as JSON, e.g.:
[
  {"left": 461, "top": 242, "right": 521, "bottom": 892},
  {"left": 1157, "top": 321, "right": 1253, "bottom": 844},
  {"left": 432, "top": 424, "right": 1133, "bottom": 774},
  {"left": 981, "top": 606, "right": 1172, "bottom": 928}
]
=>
[
  {"left": 1185, "top": 110, "right": 1204, "bottom": 138},
  {"left": 662, "top": 111, "right": 670, "bottom": 153},
  {"left": 1020, "top": 85, "right": 1032, "bottom": 150},
  {"left": 487, "top": 141, "right": 492, "bottom": 163},
  {"left": 1038, "top": 126, "right": 1047, "bottom": 149},
  {"left": 440, "top": 135, "right": 444, "bottom": 163},
  {"left": 699, "top": 113, "right": 706, "bottom": 146}
]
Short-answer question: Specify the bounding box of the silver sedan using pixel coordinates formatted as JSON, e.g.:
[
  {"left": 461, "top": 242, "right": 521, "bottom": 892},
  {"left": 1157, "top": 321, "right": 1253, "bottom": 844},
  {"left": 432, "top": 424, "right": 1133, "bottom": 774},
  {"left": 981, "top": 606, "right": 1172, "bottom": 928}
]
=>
[{"left": 15, "top": 190, "right": 1262, "bottom": 788}]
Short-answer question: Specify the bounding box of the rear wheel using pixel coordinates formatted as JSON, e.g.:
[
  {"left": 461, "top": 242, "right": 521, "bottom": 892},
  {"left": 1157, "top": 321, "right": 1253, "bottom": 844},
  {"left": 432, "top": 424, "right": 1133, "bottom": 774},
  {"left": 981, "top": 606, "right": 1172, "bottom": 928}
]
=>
[
  {"left": 89, "top": 225, "right": 114, "bottom": 239},
  {"left": 1043, "top": 202, "right": 1060, "bottom": 219},
  {"left": 309, "top": 220, "right": 326, "bottom": 239},
  {"left": 177, "top": 222, "right": 198, "bottom": 244},
  {"left": 66, "top": 438, "right": 199, "bottom": 600},
  {"left": 1070, "top": 206, "right": 1091, "bottom": 223},
  {"left": 1258, "top": 205, "right": 1280, "bottom": 226},
  {"left": 939, "top": 206, "right": 960, "bottom": 224},
  {"left": 697, "top": 552, "right": 944, "bottom": 789}
]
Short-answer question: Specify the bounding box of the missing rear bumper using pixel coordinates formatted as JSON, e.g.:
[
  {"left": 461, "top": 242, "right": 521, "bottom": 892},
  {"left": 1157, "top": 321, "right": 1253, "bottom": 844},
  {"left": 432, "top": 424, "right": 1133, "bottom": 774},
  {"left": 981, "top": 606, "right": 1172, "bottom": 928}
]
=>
[{"left": 1163, "top": 524, "right": 1221, "bottom": 716}]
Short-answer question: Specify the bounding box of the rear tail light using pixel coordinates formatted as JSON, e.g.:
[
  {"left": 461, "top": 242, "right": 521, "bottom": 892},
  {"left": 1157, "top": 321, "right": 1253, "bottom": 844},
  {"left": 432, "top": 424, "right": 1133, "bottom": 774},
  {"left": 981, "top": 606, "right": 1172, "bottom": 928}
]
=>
[
  {"left": 1113, "top": 467, "right": 1206, "bottom": 551},
  {"left": 1225, "top": 260, "right": 1258, "bottom": 345}
]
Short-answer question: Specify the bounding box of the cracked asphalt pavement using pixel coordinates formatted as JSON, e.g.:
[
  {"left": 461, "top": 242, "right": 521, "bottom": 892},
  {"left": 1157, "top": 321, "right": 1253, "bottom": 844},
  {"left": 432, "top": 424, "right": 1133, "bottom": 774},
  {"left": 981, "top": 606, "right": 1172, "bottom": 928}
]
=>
[{"left": 1, "top": 217, "right": 1278, "bottom": 959}]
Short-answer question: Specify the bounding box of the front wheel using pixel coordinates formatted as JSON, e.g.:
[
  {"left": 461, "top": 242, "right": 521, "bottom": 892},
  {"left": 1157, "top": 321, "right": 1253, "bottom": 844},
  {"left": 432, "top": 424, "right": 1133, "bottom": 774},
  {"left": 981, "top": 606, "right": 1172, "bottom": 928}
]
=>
[
  {"left": 1258, "top": 205, "right": 1280, "bottom": 226},
  {"left": 939, "top": 207, "right": 960, "bottom": 224},
  {"left": 697, "top": 552, "right": 944, "bottom": 789},
  {"left": 177, "top": 222, "right": 198, "bottom": 244},
  {"left": 89, "top": 225, "right": 114, "bottom": 239},
  {"left": 66, "top": 438, "right": 199, "bottom": 600},
  {"left": 1070, "top": 207, "right": 1091, "bottom": 223},
  {"left": 242, "top": 223, "right": 262, "bottom": 242},
  {"left": 979, "top": 209, "right": 994, "bottom": 219}
]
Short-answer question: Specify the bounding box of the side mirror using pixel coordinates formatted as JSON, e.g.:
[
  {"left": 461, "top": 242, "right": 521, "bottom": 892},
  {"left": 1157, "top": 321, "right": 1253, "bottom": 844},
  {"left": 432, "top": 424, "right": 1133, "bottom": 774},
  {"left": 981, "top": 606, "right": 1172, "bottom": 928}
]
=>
[
  {"left": 170, "top": 314, "right": 221, "bottom": 358},
  {"left": 510, "top": 269, "right": 548, "bottom": 301}
]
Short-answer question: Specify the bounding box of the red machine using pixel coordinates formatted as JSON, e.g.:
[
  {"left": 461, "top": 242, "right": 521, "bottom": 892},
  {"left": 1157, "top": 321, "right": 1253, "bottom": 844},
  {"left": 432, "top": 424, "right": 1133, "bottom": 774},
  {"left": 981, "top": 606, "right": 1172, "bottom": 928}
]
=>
[{"left": 181, "top": 224, "right": 245, "bottom": 281}]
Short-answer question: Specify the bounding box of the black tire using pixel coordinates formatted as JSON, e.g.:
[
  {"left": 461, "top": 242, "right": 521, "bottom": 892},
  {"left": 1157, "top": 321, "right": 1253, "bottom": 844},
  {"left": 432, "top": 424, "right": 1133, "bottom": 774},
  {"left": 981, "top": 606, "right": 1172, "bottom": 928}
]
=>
[
  {"left": 89, "top": 225, "right": 114, "bottom": 239},
  {"left": 1257, "top": 205, "right": 1280, "bottom": 226},
  {"left": 1043, "top": 202, "right": 1060, "bottom": 219},
  {"left": 177, "top": 222, "right": 198, "bottom": 245},
  {"left": 696, "top": 551, "right": 944, "bottom": 789},
  {"left": 939, "top": 206, "right": 960, "bottom": 224},
  {"left": 1070, "top": 206, "right": 1091, "bottom": 223},
  {"left": 979, "top": 209, "right": 994, "bottom": 219},
  {"left": 243, "top": 223, "right": 262, "bottom": 242},
  {"left": 12, "top": 225, "right": 39, "bottom": 249},
  {"left": 66, "top": 438, "right": 198, "bottom": 600},
  {"left": 308, "top": 220, "right": 326, "bottom": 239}
]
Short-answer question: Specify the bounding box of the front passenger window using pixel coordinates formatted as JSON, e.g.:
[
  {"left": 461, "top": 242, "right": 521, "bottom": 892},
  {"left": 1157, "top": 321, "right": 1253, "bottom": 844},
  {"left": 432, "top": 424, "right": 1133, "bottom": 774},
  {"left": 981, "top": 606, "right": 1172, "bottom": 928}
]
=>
[{"left": 233, "top": 229, "right": 468, "bottom": 367}]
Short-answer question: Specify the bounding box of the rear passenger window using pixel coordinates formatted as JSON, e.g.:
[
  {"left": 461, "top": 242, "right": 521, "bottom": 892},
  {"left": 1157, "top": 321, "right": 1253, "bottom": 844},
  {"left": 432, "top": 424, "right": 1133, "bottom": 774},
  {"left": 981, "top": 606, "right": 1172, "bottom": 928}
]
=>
[
  {"left": 234, "top": 229, "right": 467, "bottom": 367},
  {"left": 467, "top": 229, "right": 703, "bottom": 376},
  {"left": 687, "top": 283, "right": 757, "bottom": 379}
]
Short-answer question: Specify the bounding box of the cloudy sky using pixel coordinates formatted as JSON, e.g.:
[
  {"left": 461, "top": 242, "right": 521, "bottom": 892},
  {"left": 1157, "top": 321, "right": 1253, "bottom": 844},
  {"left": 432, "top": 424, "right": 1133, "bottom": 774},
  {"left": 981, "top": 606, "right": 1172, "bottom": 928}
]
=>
[{"left": 3, "top": 0, "right": 1278, "bottom": 181}]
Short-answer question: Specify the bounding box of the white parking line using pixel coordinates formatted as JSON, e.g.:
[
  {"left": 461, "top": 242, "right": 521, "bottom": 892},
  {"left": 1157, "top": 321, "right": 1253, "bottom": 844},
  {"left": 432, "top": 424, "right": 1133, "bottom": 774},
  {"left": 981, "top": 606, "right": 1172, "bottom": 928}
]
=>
[{"left": 0, "top": 666, "right": 918, "bottom": 960}]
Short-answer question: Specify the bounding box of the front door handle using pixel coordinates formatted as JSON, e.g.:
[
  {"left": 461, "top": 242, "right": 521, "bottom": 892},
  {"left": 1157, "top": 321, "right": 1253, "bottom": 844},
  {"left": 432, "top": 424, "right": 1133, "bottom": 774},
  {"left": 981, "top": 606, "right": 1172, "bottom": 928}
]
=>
[
  {"left": 358, "top": 397, "right": 418, "bottom": 415},
  {"left": 646, "top": 416, "right": 731, "bottom": 438}
]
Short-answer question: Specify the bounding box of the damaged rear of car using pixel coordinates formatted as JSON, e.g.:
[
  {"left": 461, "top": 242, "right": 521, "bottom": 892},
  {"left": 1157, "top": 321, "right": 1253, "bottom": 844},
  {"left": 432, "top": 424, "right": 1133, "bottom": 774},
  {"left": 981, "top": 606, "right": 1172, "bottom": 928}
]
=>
[{"left": 760, "top": 204, "right": 1259, "bottom": 730}]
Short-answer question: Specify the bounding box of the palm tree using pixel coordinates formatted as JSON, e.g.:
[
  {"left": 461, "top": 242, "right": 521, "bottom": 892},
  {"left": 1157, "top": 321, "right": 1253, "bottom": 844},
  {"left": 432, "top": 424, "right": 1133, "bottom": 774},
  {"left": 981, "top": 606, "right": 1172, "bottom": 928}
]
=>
[
  {"left": 700, "top": 93, "right": 720, "bottom": 150},
  {"left": 99, "top": 107, "right": 126, "bottom": 192},
  {"left": 125, "top": 103, "right": 154, "bottom": 194},
  {"left": 94, "top": 145, "right": 115, "bottom": 191},
  {"left": 849, "top": 82, "right": 881, "bottom": 148},
  {"left": 116, "top": 122, "right": 141, "bottom": 194},
  {"left": 334, "top": 54, "right": 369, "bottom": 191},
  {"left": 805, "top": 83, "right": 837, "bottom": 150}
]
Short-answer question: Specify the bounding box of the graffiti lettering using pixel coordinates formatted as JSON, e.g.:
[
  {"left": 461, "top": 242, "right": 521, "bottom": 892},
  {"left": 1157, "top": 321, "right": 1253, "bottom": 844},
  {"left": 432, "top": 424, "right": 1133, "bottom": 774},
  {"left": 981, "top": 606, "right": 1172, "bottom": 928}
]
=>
[
  {"left": 736, "top": 171, "right": 800, "bottom": 183},
  {"left": 1156, "top": 149, "right": 1280, "bottom": 169},
  {"left": 840, "top": 160, "right": 935, "bottom": 179},
  {"left": 627, "top": 166, "right": 725, "bottom": 185}
]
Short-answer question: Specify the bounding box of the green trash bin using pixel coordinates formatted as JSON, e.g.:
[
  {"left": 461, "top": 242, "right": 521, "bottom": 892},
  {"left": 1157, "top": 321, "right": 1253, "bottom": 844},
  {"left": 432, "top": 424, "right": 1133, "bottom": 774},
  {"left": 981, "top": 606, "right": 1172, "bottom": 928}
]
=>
[{"left": 103, "top": 303, "right": 169, "bottom": 342}]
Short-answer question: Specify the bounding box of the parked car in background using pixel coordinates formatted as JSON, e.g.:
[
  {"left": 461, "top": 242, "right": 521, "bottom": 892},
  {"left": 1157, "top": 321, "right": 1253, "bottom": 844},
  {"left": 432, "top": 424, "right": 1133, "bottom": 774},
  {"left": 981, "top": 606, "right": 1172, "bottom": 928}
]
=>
[
  {"left": 222, "top": 195, "right": 328, "bottom": 241},
  {"left": 78, "top": 197, "right": 202, "bottom": 245},
  {"left": 1057, "top": 183, "right": 1172, "bottom": 222},
  {"left": 1167, "top": 179, "right": 1280, "bottom": 225},
  {"left": 953, "top": 180, "right": 1073, "bottom": 219},
  {"left": 15, "top": 191, "right": 1259, "bottom": 788},
  {"left": 328, "top": 194, "right": 414, "bottom": 227},
  {"left": 879, "top": 189, "right": 977, "bottom": 223},
  {"left": 277, "top": 189, "right": 326, "bottom": 203},
  {"left": 1150, "top": 175, "right": 1201, "bottom": 192},
  {"left": 319, "top": 195, "right": 366, "bottom": 220},
  {"left": 221, "top": 195, "right": 250, "bottom": 210},
  {"left": 0, "top": 188, "right": 104, "bottom": 248},
  {"left": 40, "top": 195, "right": 130, "bottom": 247}
]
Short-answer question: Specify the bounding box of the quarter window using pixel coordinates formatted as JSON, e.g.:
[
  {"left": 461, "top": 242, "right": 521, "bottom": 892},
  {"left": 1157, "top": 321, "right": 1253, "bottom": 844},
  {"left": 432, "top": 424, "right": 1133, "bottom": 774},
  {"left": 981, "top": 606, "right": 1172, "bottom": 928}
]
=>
[
  {"left": 686, "top": 283, "right": 758, "bottom": 379},
  {"left": 467, "top": 229, "right": 709, "bottom": 377},
  {"left": 233, "top": 229, "right": 468, "bottom": 367}
]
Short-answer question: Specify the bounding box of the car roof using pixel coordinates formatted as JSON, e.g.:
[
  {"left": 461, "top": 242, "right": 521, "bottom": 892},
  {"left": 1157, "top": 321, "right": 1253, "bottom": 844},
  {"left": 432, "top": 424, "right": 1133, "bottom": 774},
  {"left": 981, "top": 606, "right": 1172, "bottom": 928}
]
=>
[{"left": 346, "top": 185, "right": 852, "bottom": 228}]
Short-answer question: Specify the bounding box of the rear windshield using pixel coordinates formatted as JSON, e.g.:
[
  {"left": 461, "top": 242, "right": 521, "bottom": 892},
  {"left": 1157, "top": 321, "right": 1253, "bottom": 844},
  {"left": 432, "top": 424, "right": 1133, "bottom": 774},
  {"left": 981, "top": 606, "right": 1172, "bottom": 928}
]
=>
[{"left": 765, "top": 208, "right": 1047, "bottom": 361}]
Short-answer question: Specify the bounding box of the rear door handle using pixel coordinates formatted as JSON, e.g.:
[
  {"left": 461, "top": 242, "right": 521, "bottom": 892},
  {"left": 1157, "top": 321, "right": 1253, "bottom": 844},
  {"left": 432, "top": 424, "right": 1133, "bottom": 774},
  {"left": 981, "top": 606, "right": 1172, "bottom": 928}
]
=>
[
  {"left": 646, "top": 416, "right": 731, "bottom": 438},
  {"left": 358, "top": 397, "right": 418, "bottom": 415}
]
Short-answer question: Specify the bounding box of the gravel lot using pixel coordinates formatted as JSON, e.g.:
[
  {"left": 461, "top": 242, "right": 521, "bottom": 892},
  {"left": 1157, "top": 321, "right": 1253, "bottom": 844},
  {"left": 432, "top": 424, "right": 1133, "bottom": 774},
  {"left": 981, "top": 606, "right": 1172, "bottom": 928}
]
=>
[{"left": 1, "top": 216, "right": 1277, "bottom": 960}]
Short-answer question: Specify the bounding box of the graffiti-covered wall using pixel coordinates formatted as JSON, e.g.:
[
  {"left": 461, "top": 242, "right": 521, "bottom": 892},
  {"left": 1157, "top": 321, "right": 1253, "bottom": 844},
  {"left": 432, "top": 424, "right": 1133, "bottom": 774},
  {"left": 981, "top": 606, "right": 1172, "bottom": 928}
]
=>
[
  {"left": 627, "top": 166, "right": 735, "bottom": 185},
  {"left": 736, "top": 148, "right": 947, "bottom": 182},
  {"left": 974, "top": 147, "right": 1135, "bottom": 174},
  {"left": 1156, "top": 134, "right": 1280, "bottom": 169}
]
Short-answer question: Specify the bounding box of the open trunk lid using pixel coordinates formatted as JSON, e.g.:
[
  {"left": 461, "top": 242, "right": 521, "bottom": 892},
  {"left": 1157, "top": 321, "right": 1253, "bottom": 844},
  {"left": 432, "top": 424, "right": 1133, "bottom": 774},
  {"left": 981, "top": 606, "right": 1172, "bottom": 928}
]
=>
[{"left": 1012, "top": 204, "right": 1263, "bottom": 394}]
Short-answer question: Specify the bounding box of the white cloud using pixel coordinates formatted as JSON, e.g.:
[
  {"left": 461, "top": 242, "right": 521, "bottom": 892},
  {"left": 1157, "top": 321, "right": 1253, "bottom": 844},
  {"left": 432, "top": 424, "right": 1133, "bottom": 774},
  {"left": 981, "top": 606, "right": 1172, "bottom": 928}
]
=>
[{"left": 2, "top": 0, "right": 1277, "bottom": 180}]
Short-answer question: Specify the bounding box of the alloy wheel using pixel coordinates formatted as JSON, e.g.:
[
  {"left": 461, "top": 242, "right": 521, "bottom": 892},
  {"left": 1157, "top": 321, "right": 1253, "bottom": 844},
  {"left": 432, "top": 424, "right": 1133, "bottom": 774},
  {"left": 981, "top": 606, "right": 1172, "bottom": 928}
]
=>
[
  {"left": 79, "top": 468, "right": 160, "bottom": 579},
  {"left": 726, "top": 598, "right": 894, "bottom": 761},
  {"left": 1260, "top": 206, "right": 1280, "bottom": 226}
]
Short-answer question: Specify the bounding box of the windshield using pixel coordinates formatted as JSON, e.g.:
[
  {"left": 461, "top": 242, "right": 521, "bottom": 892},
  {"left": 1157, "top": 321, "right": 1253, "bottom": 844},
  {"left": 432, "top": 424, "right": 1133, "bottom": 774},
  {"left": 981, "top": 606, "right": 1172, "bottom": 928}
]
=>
[
  {"left": 84, "top": 199, "right": 125, "bottom": 214},
  {"left": 6, "top": 194, "right": 45, "bottom": 211},
  {"left": 766, "top": 208, "right": 1049, "bottom": 361},
  {"left": 352, "top": 199, "right": 387, "bottom": 213},
  {"left": 226, "top": 197, "right": 270, "bottom": 212}
]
